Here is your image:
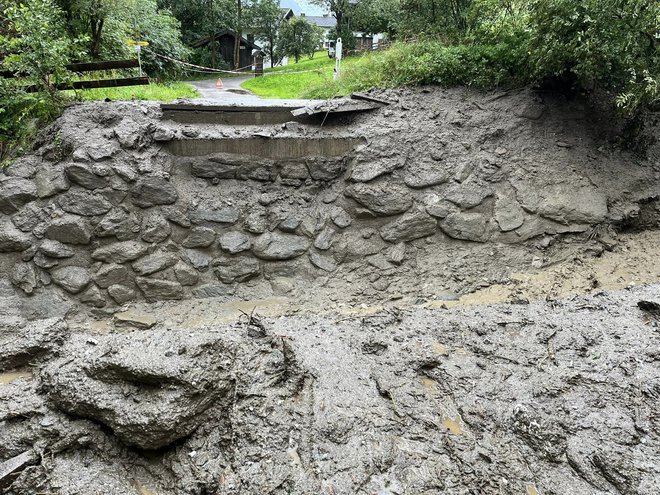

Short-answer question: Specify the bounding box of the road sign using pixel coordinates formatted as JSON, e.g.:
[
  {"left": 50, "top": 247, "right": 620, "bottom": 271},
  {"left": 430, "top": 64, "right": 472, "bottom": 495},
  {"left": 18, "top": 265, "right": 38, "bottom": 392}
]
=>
[{"left": 127, "top": 40, "right": 150, "bottom": 47}]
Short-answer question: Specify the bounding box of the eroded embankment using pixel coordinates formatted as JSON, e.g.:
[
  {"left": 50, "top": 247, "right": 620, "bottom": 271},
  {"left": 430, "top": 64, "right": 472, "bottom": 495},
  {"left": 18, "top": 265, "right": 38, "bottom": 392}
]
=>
[{"left": 1, "top": 88, "right": 660, "bottom": 494}]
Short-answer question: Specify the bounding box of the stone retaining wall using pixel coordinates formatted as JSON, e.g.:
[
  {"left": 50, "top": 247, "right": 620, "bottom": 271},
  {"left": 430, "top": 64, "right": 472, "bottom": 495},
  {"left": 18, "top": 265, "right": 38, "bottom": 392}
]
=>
[{"left": 1, "top": 93, "right": 657, "bottom": 308}]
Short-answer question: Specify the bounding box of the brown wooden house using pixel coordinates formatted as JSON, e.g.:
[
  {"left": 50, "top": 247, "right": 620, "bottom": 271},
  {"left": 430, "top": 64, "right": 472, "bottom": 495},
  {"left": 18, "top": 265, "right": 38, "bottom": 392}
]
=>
[{"left": 191, "top": 31, "right": 261, "bottom": 70}]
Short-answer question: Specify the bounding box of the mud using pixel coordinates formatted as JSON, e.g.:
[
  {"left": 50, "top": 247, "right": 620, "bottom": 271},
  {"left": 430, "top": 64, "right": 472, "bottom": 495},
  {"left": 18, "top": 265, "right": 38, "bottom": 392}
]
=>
[{"left": 1, "top": 86, "right": 660, "bottom": 494}]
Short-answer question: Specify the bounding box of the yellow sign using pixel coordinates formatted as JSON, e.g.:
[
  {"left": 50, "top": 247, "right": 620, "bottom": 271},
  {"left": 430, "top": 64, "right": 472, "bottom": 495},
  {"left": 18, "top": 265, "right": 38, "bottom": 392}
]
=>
[{"left": 127, "top": 39, "right": 150, "bottom": 47}]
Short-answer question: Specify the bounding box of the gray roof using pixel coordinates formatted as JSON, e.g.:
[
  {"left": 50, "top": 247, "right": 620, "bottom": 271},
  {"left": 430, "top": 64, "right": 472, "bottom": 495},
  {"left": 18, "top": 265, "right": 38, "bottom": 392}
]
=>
[{"left": 302, "top": 15, "right": 337, "bottom": 29}]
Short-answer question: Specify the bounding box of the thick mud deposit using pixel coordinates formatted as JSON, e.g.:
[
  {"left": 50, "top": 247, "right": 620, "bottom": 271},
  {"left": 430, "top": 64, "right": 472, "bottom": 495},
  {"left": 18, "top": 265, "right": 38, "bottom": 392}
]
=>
[{"left": 1, "top": 88, "right": 660, "bottom": 494}]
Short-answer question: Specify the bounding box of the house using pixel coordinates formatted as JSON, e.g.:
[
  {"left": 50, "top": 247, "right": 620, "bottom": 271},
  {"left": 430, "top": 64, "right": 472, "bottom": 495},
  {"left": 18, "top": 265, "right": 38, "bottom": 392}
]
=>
[
  {"left": 191, "top": 30, "right": 261, "bottom": 70},
  {"left": 300, "top": 12, "right": 385, "bottom": 53}
]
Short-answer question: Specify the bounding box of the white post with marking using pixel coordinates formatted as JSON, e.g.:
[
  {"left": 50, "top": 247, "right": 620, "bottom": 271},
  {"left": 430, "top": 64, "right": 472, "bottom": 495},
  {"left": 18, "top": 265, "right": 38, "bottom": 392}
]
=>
[{"left": 334, "top": 38, "right": 343, "bottom": 80}]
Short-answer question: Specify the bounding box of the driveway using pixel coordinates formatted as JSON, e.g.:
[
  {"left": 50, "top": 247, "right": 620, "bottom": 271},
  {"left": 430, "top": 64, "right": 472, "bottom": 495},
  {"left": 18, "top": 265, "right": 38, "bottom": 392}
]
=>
[{"left": 187, "top": 76, "right": 320, "bottom": 107}]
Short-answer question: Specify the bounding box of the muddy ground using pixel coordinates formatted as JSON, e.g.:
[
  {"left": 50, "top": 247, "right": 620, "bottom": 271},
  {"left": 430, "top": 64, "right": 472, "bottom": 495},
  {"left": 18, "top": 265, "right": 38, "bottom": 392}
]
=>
[{"left": 1, "top": 86, "right": 660, "bottom": 494}]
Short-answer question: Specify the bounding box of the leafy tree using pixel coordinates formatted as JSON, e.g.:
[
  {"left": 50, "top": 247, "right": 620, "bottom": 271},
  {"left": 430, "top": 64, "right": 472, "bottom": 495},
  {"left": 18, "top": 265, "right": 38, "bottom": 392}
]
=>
[
  {"left": 399, "top": 0, "right": 473, "bottom": 36},
  {"left": 528, "top": 0, "right": 658, "bottom": 115},
  {"left": 249, "top": 0, "right": 284, "bottom": 67},
  {"left": 311, "top": 0, "right": 351, "bottom": 37},
  {"left": 0, "top": 0, "right": 83, "bottom": 160},
  {"left": 278, "top": 17, "right": 323, "bottom": 63},
  {"left": 351, "top": 0, "right": 401, "bottom": 37}
]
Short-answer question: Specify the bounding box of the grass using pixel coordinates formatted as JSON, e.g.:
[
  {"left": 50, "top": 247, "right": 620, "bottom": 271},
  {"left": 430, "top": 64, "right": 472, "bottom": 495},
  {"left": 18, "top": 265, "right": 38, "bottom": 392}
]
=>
[
  {"left": 241, "top": 51, "right": 358, "bottom": 99},
  {"left": 66, "top": 81, "right": 199, "bottom": 102}
]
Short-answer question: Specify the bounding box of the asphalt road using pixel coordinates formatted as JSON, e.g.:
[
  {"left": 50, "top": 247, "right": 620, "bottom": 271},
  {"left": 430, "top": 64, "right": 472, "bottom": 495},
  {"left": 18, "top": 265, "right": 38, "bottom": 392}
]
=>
[{"left": 187, "top": 76, "right": 321, "bottom": 107}]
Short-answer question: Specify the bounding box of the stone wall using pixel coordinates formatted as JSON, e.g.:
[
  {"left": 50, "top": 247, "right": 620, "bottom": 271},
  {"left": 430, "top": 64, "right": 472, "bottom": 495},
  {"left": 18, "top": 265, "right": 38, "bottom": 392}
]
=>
[{"left": 1, "top": 92, "right": 657, "bottom": 309}]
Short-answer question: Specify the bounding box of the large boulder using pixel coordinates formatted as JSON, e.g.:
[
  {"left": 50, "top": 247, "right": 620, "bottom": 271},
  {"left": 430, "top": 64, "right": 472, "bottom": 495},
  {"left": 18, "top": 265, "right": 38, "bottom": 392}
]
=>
[
  {"left": 39, "top": 239, "right": 75, "bottom": 258},
  {"left": 41, "top": 331, "right": 235, "bottom": 449},
  {"left": 132, "top": 252, "right": 178, "bottom": 276},
  {"left": 95, "top": 264, "right": 131, "bottom": 289},
  {"left": 65, "top": 163, "right": 108, "bottom": 190},
  {"left": 182, "top": 227, "right": 216, "bottom": 248},
  {"left": 252, "top": 232, "right": 310, "bottom": 261},
  {"left": 219, "top": 231, "right": 251, "bottom": 254},
  {"left": 213, "top": 257, "right": 261, "bottom": 283}
]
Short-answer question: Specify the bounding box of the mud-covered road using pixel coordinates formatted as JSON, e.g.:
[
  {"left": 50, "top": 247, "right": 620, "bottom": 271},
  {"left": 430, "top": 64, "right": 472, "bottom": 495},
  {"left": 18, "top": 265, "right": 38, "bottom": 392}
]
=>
[{"left": 1, "top": 85, "right": 659, "bottom": 494}]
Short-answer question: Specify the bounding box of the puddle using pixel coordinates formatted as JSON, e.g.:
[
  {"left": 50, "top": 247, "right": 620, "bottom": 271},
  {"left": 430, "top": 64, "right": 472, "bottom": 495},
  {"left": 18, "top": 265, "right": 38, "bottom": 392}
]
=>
[
  {"left": 0, "top": 370, "right": 33, "bottom": 384},
  {"left": 431, "top": 342, "right": 449, "bottom": 355},
  {"left": 134, "top": 482, "right": 158, "bottom": 495},
  {"left": 526, "top": 484, "right": 539, "bottom": 495},
  {"left": 420, "top": 376, "right": 438, "bottom": 391},
  {"left": 442, "top": 416, "right": 465, "bottom": 435}
]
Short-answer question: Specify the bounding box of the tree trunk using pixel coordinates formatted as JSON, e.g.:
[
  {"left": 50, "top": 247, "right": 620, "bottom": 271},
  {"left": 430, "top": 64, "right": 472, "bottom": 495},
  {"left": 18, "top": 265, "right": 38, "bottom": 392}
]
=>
[
  {"left": 233, "top": 0, "right": 242, "bottom": 69},
  {"left": 90, "top": 17, "right": 104, "bottom": 59}
]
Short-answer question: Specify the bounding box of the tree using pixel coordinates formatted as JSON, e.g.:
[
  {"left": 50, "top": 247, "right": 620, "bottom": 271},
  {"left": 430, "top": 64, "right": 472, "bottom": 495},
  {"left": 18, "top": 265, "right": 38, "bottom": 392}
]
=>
[
  {"left": 249, "top": 0, "right": 284, "bottom": 67},
  {"left": 311, "top": 0, "right": 351, "bottom": 39},
  {"left": 351, "top": 0, "right": 401, "bottom": 36},
  {"left": 278, "top": 17, "right": 323, "bottom": 63},
  {"left": 528, "top": 0, "right": 659, "bottom": 115}
]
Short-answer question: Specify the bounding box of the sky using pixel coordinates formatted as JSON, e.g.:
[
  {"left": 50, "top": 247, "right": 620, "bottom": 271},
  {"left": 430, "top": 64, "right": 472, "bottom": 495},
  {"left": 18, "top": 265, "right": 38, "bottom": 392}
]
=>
[{"left": 280, "top": 0, "right": 326, "bottom": 16}]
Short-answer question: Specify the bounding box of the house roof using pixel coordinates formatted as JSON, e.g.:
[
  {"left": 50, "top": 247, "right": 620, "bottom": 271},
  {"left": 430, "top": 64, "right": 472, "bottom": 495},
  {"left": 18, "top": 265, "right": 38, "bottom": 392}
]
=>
[
  {"left": 191, "top": 30, "right": 262, "bottom": 50},
  {"left": 281, "top": 8, "right": 295, "bottom": 20},
  {"left": 302, "top": 15, "right": 337, "bottom": 29}
]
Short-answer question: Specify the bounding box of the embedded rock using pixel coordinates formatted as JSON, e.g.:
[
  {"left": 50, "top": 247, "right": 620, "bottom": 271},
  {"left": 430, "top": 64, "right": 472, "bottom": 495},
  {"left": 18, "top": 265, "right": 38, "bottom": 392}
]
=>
[
  {"left": 95, "top": 264, "right": 130, "bottom": 289},
  {"left": 58, "top": 190, "right": 113, "bottom": 216},
  {"left": 65, "top": 163, "right": 108, "bottom": 190},
  {"left": 46, "top": 215, "right": 92, "bottom": 245},
  {"left": 314, "top": 227, "right": 336, "bottom": 251},
  {"left": 403, "top": 160, "right": 450, "bottom": 189},
  {"left": 131, "top": 176, "right": 178, "bottom": 208},
  {"left": 94, "top": 209, "right": 141, "bottom": 240},
  {"left": 39, "top": 240, "right": 75, "bottom": 259},
  {"left": 174, "top": 262, "right": 200, "bottom": 286},
  {"left": 35, "top": 167, "right": 70, "bottom": 198},
  {"left": 330, "top": 206, "right": 352, "bottom": 229},
  {"left": 244, "top": 209, "right": 269, "bottom": 234},
  {"left": 51, "top": 266, "right": 91, "bottom": 294},
  {"left": 92, "top": 241, "right": 149, "bottom": 264},
  {"left": 309, "top": 252, "right": 338, "bottom": 272},
  {"left": 107, "top": 284, "right": 136, "bottom": 305},
  {"left": 79, "top": 285, "right": 106, "bottom": 308},
  {"left": 41, "top": 331, "right": 234, "bottom": 449},
  {"left": 537, "top": 185, "right": 608, "bottom": 225},
  {"left": 136, "top": 277, "right": 184, "bottom": 302},
  {"left": 307, "top": 156, "right": 346, "bottom": 181},
  {"left": 344, "top": 183, "right": 412, "bottom": 216},
  {"left": 213, "top": 257, "right": 261, "bottom": 283},
  {"left": 10, "top": 263, "right": 38, "bottom": 295},
  {"left": 189, "top": 207, "right": 239, "bottom": 225},
  {"left": 440, "top": 212, "right": 490, "bottom": 242},
  {"left": 219, "top": 231, "right": 251, "bottom": 254},
  {"left": 183, "top": 249, "right": 211, "bottom": 270},
  {"left": 445, "top": 181, "right": 494, "bottom": 209},
  {"left": 132, "top": 252, "right": 178, "bottom": 276},
  {"left": 252, "top": 232, "right": 310, "bottom": 261},
  {"left": 349, "top": 151, "right": 405, "bottom": 182},
  {"left": 0, "top": 317, "right": 68, "bottom": 371},
  {"left": 0, "top": 177, "right": 38, "bottom": 214},
  {"left": 380, "top": 209, "right": 438, "bottom": 243},
  {"left": 141, "top": 213, "right": 171, "bottom": 244},
  {"left": 182, "top": 227, "right": 216, "bottom": 248},
  {"left": 495, "top": 196, "right": 525, "bottom": 232},
  {"left": 0, "top": 221, "right": 33, "bottom": 252}
]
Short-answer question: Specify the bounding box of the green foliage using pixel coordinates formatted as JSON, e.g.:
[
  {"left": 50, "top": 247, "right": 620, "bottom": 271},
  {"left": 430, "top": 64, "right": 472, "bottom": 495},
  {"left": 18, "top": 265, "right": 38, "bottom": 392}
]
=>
[
  {"left": 351, "top": 0, "right": 401, "bottom": 36},
  {"left": 399, "top": 0, "right": 474, "bottom": 36},
  {"left": 249, "top": 0, "right": 286, "bottom": 67},
  {"left": 70, "top": 81, "right": 198, "bottom": 100},
  {"left": 527, "top": 0, "right": 659, "bottom": 114},
  {"left": 278, "top": 17, "right": 324, "bottom": 64},
  {"left": 0, "top": 0, "right": 83, "bottom": 162}
]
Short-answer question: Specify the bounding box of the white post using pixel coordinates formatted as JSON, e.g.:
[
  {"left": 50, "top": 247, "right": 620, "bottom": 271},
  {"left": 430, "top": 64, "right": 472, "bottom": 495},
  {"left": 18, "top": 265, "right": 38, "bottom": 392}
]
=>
[{"left": 334, "top": 37, "right": 343, "bottom": 81}]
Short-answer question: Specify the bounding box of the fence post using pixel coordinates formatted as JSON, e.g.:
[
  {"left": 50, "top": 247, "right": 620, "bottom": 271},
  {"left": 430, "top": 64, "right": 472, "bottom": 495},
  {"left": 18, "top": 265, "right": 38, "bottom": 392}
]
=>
[{"left": 254, "top": 52, "right": 264, "bottom": 78}]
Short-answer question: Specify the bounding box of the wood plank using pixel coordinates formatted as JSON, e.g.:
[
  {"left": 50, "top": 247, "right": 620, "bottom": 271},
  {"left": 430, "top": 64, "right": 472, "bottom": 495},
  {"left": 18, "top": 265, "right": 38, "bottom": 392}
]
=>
[
  {"left": 2, "top": 60, "right": 139, "bottom": 78},
  {"left": 0, "top": 451, "right": 36, "bottom": 487},
  {"left": 24, "top": 76, "right": 150, "bottom": 93},
  {"left": 67, "top": 59, "right": 140, "bottom": 72},
  {"left": 351, "top": 92, "right": 391, "bottom": 105},
  {"left": 161, "top": 104, "right": 305, "bottom": 114}
]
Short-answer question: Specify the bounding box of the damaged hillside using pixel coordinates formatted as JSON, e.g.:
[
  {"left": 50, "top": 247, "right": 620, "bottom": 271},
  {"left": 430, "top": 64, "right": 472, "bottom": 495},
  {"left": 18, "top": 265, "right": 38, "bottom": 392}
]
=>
[{"left": 1, "top": 86, "right": 660, "bottom": 495}]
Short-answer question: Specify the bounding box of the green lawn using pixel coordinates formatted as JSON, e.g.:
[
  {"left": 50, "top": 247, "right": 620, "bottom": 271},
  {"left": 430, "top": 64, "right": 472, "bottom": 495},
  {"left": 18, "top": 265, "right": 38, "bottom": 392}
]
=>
[
  {"left": 67, "top": 81, "right": 199, "bottom": 102},
  {"left": 242, "top": 51, "right": 361, "bottom": 99}
]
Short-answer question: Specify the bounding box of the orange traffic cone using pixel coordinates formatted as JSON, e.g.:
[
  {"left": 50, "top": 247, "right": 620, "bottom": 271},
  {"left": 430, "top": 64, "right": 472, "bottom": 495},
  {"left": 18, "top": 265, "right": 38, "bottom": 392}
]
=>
[{"left": 216, "top": 78, "right": 224, "bottom": 89}]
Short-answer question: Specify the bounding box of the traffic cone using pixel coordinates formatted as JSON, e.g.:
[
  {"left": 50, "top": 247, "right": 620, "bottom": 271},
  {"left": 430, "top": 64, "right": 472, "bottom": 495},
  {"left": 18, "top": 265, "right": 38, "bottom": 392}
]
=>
[{"left": 216, "top": 78, "right": 224, "bottom": 89}]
